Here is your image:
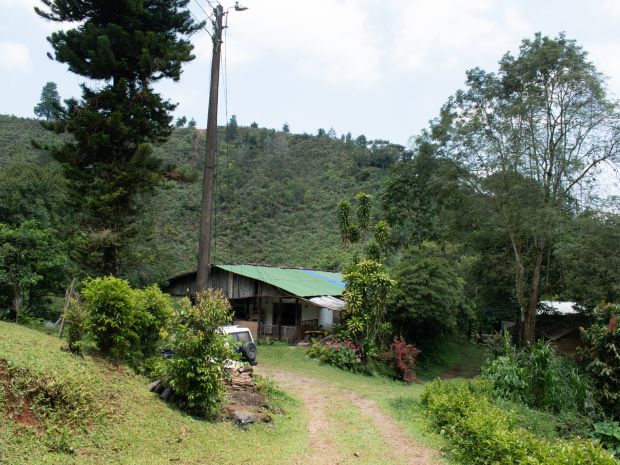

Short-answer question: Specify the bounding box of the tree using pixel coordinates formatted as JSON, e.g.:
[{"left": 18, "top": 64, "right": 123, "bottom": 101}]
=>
[
  {"left": 580, "top": 304, "right": 620, "bottom": 419},
  {"left": 389, "top": 242, "right": 471, "bottom": 350},
  {"left": 556, "top": 210, "right": 620, "bottom": 308},
  {"left": 0, "top": 162, "right": 67, "bottom": 228},
  {"left": 342, "top": 260, "right": 396, "bottom": 356},
  {"left": 433, "top": 33, "right": 620, "bottom": 343},
  {"left": 33, "top": 81, "right": 63, "bottom": 120},
  {"left": 175, "top": 116, "right": 187, "bottom": 128},
  {"left": 282, "top": 122, "right": 290, "bottom": 133},
  {"left": 36, "top": 0, "right": 201, "bottom": 275},
  {"left": 0, "top": 221, "right": 67, "bottom": 322},
  {"left": 163, "top": 289, "right": 236, "bottom": 417},
  {"left": 337, "top": 192, "right": 391, "bottom": 262},
  {"left": 226, "top": 114, "right": 238, "bottom": 141},
  {"left": 187, "top": 118, "right": 197, "bottom": 129}
]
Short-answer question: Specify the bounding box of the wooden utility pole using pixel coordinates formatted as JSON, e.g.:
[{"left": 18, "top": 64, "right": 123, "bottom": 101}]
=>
[{"left": 196, "top": 4, "right": 225, "bottom": 293}]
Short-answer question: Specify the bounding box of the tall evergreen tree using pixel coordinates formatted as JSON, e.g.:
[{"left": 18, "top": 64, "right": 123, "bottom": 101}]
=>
[
  {"left": 33, "top": 81, "right": 63, "bottom": 120},
  {"left": 36, "top": 0, "right": 201, "bottom": 275}
]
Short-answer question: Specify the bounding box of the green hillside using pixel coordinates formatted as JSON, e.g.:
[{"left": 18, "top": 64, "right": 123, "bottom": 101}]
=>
[
  {"left": 0, "top": 322, "right": 305, "bottom": 465},
  {"left": 0, "top": 115, "right": 394, "bottom": 284}
]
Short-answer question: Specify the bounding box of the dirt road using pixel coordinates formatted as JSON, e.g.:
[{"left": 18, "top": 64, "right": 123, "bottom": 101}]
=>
[{"left": 256, "top": 367, "right": 441, "bottom": 465}]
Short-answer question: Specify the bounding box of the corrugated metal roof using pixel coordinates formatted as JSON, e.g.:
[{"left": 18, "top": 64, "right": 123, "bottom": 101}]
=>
[
  {"left": 216, "top": 264, "right": 344, "bottom": 297},
  {"left": 308, "top": 296, "right": 346, "bottom": 310}
]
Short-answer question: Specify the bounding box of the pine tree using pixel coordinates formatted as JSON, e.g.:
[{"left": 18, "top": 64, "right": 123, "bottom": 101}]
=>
[
  {"left": 33, "top": 81, "right": 62, "bottom": 120},
  {"left": 36, "top": 0, "right": 201, "bottom": 275}
]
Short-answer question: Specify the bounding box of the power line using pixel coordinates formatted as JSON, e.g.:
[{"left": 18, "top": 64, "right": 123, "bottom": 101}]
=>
[
  {"left": 188, "top": 8, "right": 213, "bottom": 38},
  {"left": 192, "top": 0, "right": 213, "bottom": 22}
]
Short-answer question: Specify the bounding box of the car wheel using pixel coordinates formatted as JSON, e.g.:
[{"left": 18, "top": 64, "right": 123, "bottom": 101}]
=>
[{"left": 241, "top": 341, "right": 257, "bottom": 361}]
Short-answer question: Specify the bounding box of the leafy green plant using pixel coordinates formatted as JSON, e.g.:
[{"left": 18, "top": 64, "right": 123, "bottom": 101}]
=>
[
  {"left": 81, "top": 277, "right": 172, "bottom": 361},
  {"left": 81, "top": 276, "right": 137, "bottom": 356},
  {"left": 580, "top": 304, "right": 620, "bottom": 420},
  {"left": 421, "top": 379, "right": 617, "bottom": 465},
  {"left": 307, "top": 338, "right": 363, "bottom": 371},
  {"left": 592, "top": 421, "right": 620, "bottom": 457},
  {"left": 132, "top": 285, "right": 173, "bottom": 358},
  {"left": 162, "top": 289, "right": 237, "bottom": 418},
  {"left": 342, "top": 260, "right": 395, "bottom": 356},
  {"left": 482, "top": 338, "right": 595, "bottom": 414},
  {"left": 64, "top": 297, "right": 87, "bottom": 354}
]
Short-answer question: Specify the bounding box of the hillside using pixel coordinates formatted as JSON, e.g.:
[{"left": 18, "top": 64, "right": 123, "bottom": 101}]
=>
[
  {"left": 0, "top": 322, "right": 307, "bottom": 465},
  {"left": 0, "top": 115, "right": 393, "bottom": 285}
]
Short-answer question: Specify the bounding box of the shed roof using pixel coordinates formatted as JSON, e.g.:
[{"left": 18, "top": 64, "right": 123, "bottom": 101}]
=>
[{"left": 216, "top": 264, "right": 344, "bottom": 297}]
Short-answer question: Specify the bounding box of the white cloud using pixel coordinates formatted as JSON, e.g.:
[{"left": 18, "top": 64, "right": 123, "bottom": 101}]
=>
[
  {"left": 0, "top": 0, "right": 37, "bottom": 8},
  {"left": 0, "top": 41, "right": 31, "bottom": 71},
  {"left": 587, "top": 41, "right": 620, "bottom": 99},
  {"left": 192, "top": 0, "right": 383, "bottom": 88},
  {"left": 601, "top": 0, "right": 620, "bottom": 18},
  {"left": 391, "top": 0, "right": 531, "bottom": 71}
]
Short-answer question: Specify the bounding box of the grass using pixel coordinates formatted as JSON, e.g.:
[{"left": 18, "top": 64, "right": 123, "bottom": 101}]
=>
[
  {"left": 0, "top": 322, "right": 306, "bottom": 465},
  {"left": 415, "top": 335, "right": 488, "bottom": 381},
  {"left": 257, "top": 341, "right": 483, "bottom": 463},
  {"left": 0, "top": 323, "right": 488, "bottom": 465}
]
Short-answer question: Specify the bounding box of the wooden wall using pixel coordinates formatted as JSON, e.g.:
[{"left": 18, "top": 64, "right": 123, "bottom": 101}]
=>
[{"left": 165, "top": 268, "right": 289, "bottom": 300}]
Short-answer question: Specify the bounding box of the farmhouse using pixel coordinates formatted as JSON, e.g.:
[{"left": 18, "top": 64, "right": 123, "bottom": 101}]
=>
[{"left": 165, "top": 264, "right": 345, "bottom": 343}]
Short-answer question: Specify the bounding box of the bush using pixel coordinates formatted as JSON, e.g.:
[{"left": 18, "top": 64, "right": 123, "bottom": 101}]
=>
[
  {"left": 64, "top": 297, "right": 87, "bottom": 354},
  {"left": 592, "top": 421, "right": 620, "bottom": 457},
  {"left": 580, "top": 304, "right": 620, "bottom": 420},
  {"left": 132, "top": 285, "right": 173, "bottom": 358},
  {"left": 82, "top": 276, "right": 136, "bottom": 356},
  {"left": 421, "top": 379, "right": 617, "bottom": 465},
  {"left": 482, "top": 336, "right": 595, "bottom": 414},
  {"left": 162, "top": 290, "right": 237, "bottom": 418},
  {"left": 307, "top": 338, "right": 364, "bottom": 372},
  {"left": 81, "top": 277, "right": 172, "bottom": 361},
  {"left": 382, "top": 336, "right": 420, "bottom": 383}
]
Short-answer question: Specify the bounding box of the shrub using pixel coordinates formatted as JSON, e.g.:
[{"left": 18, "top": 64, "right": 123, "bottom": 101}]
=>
[
  {"left": 307, "top": 338, "right": 363, "bottom": 371},
  {"left": 64, "top": 297, "right": 87, "bottom": 354},
  {"left": 592, "top": 421, "right": 620, "bottom": 457},
  {"left": 421, "top": 379, "right": 617, "bottom": 465},
  {"left": 382, "top": 336, "right": 420, "bottom": 383},
  {"left": 132, "top": 285, "right": 173, "bottom": 358},
  {"left": 81, "top": 277, "right": 172, "bottom": 361},
  {"left": 162, "top": 290, "right": 236, "bottom": 418},
  {"left": 82, "top": 276, "right": 136, "bottom": 356},
  {"left": 580, "top": 304, "right": 620, "bottom": 420},
  {"left": 482, "top": 338, "right": 595, "bottom": 414}
]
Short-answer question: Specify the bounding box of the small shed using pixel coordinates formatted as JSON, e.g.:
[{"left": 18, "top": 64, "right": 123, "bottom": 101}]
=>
[
  {"left": 165, "top": 264, "right": 346, "bottom": 343},
  {"left": 536, "top": 301, "right": 586, "bottom": 356}
]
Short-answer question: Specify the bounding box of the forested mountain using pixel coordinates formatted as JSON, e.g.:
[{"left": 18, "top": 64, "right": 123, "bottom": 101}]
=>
[{"left": 0, "top": 115, "right": 396, "bottom": 284}]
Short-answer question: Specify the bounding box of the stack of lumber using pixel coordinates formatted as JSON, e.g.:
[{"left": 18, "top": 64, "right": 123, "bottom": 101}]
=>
[{"left": 226, "top": 365, "right": 256, "bottom": 391}]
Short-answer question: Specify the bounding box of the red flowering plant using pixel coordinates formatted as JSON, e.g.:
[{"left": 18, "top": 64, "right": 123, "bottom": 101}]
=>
[{"left": 382, "top": 336, "right": 420, "bottom": 384}]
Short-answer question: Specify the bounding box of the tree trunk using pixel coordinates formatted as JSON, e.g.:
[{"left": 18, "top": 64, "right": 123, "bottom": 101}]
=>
[
  {"left": 12, "top": 284, "right": 22, "bottom": 323},
  {"left": 523, "top": 243, "right": 545, "bottom": 344},
  {"left": 509, "top": 233, "right": 527, "bottom": 345}
]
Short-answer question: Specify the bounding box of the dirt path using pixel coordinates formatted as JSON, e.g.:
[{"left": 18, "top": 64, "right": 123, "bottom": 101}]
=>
[{"left": 256, "top": 367, "right": 440, "bottom": 465}]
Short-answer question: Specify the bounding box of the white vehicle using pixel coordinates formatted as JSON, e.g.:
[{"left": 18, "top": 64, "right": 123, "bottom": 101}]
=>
[{"left": 219, "top": 325, "right": 257, "bottom": 365}]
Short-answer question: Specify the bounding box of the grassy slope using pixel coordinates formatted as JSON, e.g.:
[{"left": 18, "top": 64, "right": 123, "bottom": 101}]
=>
[{"left": 0, "top": 322, "right": 306, "bottom": 465}]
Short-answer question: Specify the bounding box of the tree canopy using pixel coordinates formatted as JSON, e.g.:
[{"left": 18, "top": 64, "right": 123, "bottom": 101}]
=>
[{"left": 432, "top": 33, "right": 620, "bottom": 343}]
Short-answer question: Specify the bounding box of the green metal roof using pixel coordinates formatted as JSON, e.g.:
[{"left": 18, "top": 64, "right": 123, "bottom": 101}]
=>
[{"left": 216, "top": 264, "right": 344, "bottom": 297}]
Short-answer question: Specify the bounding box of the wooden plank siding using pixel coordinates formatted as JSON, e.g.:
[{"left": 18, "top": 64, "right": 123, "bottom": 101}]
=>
[{"left": 166, "top": 268, "right": 291, "bottom": 300}]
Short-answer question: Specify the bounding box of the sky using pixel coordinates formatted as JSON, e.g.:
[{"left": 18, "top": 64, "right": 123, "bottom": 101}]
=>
[{"left": 1, "top": 0, "right": 619, "bottom": 150}]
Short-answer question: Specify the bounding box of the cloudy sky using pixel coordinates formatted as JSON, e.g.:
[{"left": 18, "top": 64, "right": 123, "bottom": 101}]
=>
[{"left": 1, "top": 0, "right": 619, "bottom": 148}]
